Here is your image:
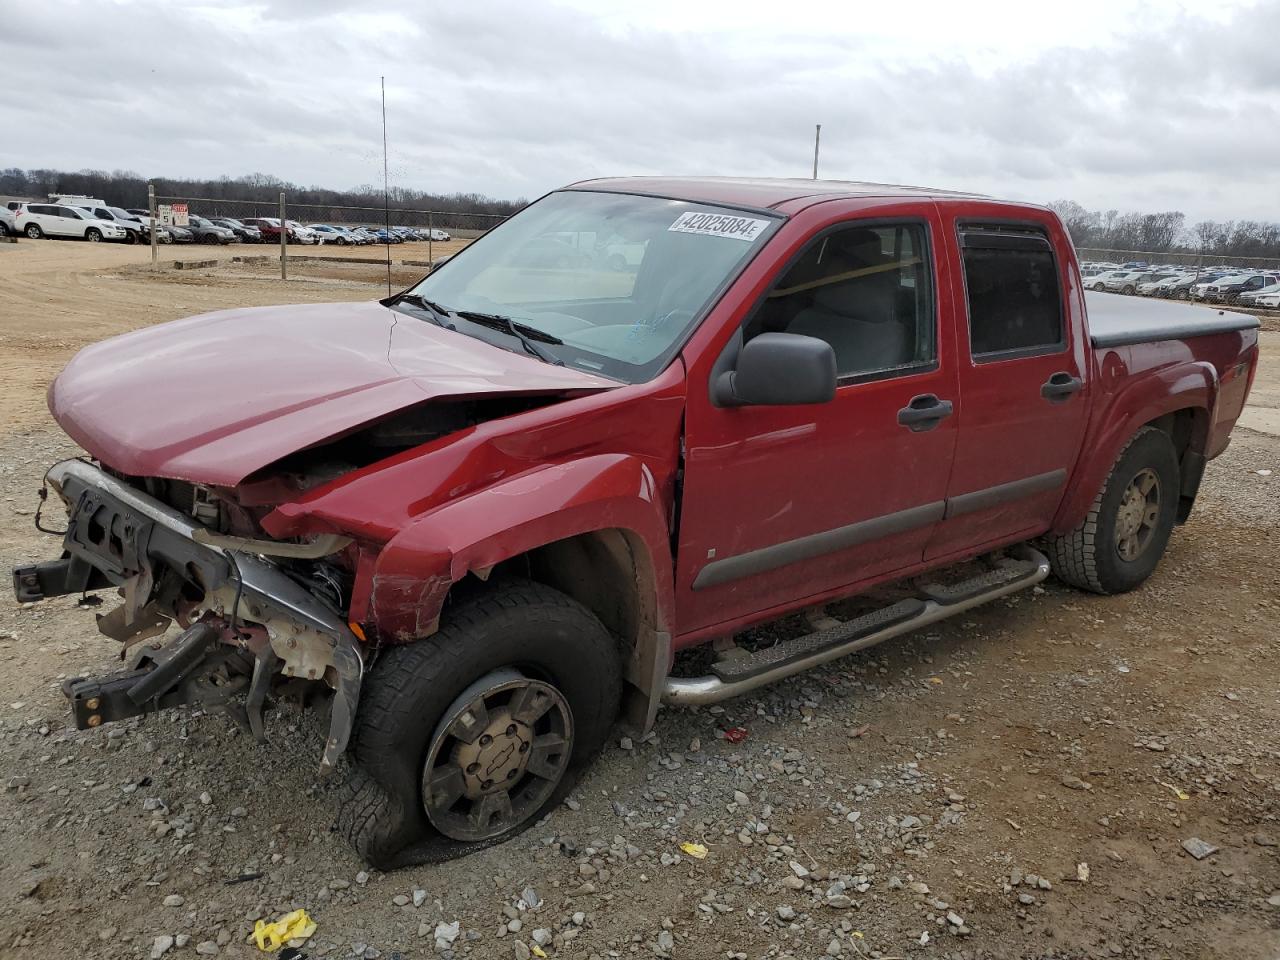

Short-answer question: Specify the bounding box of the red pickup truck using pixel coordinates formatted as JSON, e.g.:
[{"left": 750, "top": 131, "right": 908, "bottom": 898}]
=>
[{"left": 14, "top": 177, "right": 1259, "bottom": 867}]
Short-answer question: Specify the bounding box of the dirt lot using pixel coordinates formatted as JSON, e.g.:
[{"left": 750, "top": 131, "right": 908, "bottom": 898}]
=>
[{"left": 1, "top": 238, "right": 1279, "bottom": 960}]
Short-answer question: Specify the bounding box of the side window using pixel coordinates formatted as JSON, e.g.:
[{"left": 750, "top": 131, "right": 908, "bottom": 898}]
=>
[
  {"left": 95, "top": 209, "right": 112, "bottom": 220},
  {"left": 58, "top": 207, "right": 80, "bottom": 218},
  {"left": 959, "top": 226, "right": 1064, "bottom": 358},
  {"left": 745, "top": 222, "right": 935, "bottom": 380}
]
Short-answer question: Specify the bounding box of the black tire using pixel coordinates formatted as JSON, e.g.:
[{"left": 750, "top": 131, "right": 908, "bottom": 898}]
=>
[
  {"left": 1045, "top": 427, "right": 1180, "bottom": 594},
  {"left": 124, "top": 230, "right": 138, "bottom": 245},
  {"left": 1092, "top": 282, "right": 1105, "bottom": 291},
  {"left": 1122, "top": 284, "right": 1136, "bottom": 295},
  {"left": 336, "top": 579, "right": 622, "bottom": 869},
  {"left": 85, "top": 228, "right": 102, "bottom": 242},
  {"left": 25, "top": 224, "right": 42, "bottom": 239}
]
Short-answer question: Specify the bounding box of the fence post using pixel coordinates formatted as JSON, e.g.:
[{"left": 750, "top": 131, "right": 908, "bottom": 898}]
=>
[
  {"left": 279, "top": 191, "right": 287, "bottom": 281},
  {"left": 428, "top": 210, "right": 433, "bottom": 266},
  {"left": 148, "top": 183, "right": 157, "bottom": 270}
]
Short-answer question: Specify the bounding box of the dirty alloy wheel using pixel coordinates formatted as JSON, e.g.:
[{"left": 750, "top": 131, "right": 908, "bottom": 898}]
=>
[
  {"left": 421, "top": 669, "right": 573, "bottom": 842},
  {"left": 25, "top": 224, "right": 43, "bottom": 239},
  {"left": 336, "top": 579, "right": 621, "bottom": 869},
  {"left": 1045, "top": 426, "right": 1180, "bottom": 594},
  {"left": 1122, "top": 284, "right": 1136, "bottom": 295},
  {"left": 1092, "top": 282, "right": 1105, "bottom": 291},
  {"left": 85, "top": 228, "right": 102, "bottom": 242}
]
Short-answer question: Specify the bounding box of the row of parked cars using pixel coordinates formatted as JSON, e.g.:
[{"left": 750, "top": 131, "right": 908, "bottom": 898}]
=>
[
  {"left": 1081, "top": 260, "right": 1280, "bottom": 308},
  {"left": 0, "top": 195, "right": 452, "bottom": 246}
]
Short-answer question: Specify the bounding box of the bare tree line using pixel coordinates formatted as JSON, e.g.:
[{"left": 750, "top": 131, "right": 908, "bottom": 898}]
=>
[
  {"left": 1048, "top": 200, "right": 1280, "bottom": 260},
  {"left": 0, "top": 168, "right": 526, "bottom": 219}
]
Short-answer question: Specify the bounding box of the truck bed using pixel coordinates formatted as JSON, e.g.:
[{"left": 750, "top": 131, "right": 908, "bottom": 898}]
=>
[{"left": 1085, "top": 291, "right": 1260, "bottom": 348}]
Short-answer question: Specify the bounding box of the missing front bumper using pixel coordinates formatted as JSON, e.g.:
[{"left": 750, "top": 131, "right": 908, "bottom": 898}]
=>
[{"left": 17, "top": 459, "right": 365, "bottom": 773}]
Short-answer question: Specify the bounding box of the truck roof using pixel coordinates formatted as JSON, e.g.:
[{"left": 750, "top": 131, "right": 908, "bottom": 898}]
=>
[{"left": 565, "top": 176, "right": 989, "bottom": 213}]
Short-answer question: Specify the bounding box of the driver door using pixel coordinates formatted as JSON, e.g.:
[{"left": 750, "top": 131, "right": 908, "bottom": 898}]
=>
[{"left": 675, "top": 204, "right": 961, "bottom": 637}]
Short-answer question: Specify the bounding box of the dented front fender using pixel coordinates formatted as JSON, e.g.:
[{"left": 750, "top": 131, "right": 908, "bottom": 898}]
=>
[{"left": 369, "top": 454, "right": 675, "bottom": 642}]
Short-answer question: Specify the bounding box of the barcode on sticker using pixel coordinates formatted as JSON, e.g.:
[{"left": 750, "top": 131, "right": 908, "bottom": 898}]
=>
[{"left": 668, "top": 211, "right": 770, "bottom": 242}]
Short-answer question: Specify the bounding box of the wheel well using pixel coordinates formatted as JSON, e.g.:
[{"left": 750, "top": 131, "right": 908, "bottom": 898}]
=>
[
  {"left": 1145, "top": 407, "right": 1209, "bottom": 522},
  {"left": 486, "top": 529, "right": 665, "bottom": 731}
]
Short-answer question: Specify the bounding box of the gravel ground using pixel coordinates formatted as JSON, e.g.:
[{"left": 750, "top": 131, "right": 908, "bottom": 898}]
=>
[{"left": 1, "top": 242, "right": 1279, "bottom": 960}]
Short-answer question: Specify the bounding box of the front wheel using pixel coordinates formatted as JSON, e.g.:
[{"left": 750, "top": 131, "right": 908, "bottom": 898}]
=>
[
  {"left": 1045, "top": 426, "right": 1180, "bottom": 594},
  {"left": 85, "top": 228, "right": 102, "bottom": 242},
  {"left": 336, "top": 580, "right": 621, "bottom": 868},
  {"left": 1092, "top": 282, "right": 1105, "bottom": 291}
]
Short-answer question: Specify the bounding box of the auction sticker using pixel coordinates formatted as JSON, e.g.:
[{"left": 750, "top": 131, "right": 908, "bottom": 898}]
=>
[{"left": 669, "top": 211, "right": 770, "bottom": 242}]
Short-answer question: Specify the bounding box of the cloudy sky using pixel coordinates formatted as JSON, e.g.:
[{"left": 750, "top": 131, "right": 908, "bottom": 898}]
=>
[{"left": 2, "top": 0, "right": 1277, "bottom": 222}]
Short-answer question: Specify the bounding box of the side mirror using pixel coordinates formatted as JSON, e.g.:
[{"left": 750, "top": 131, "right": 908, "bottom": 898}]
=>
[{"left": 714, "top": 332, "right": 837, "bottom": 407}]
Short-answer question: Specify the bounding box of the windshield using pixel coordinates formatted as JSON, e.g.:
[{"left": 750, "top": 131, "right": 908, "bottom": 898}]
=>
[{"left": 402, "top": 190, "right": 778, "bottom": 382}]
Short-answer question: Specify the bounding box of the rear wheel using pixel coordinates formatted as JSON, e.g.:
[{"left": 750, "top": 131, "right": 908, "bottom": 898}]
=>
[
  {"left": 336, "top": 580, "right": 621, "bottom": 868},
  {"left": 85, "top": 228, "right": 102, "bottom": 242},
  {"left": 25, "top": 224, "right": 43, "bottom": 239},
  {"left": 1122, "top": 284, "right": 1136, "bottom": 295},
  {"left": 1045, "top": 427, "right": 1179, "bottom": 594},
  {"left": 1092, "top": 281, "right": 1105, "bottom": 291}
]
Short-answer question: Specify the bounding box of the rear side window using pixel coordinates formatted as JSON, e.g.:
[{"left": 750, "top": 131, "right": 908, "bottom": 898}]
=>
[{"left": 959, "top": 226, "right": 1064, "bottom": 358}]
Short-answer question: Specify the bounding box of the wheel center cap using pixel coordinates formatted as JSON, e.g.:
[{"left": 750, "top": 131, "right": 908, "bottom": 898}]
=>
[{"left": 454, "top": 709, "right": 531, "bottom": 797}]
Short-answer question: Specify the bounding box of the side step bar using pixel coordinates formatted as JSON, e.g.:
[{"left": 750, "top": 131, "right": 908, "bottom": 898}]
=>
[{"left": 662, "top": 545, "right": 1050, "bottom": 707}]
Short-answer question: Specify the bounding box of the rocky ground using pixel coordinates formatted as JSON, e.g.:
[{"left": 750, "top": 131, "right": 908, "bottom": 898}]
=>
[{"left": 0, "top": 240, "right": 1278, "bottom": 959}]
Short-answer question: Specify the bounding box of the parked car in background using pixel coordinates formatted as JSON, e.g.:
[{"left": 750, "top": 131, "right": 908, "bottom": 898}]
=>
[
  {"left": 0, "top": 206, "right": 15, "bottom": 235},
  {"left": 1255, "top": 289, "right": 1280, "bottom": 308},
  {"left": 1207, "top": 273, "right": 1280, "bottom": 303},
  {"left": 347, "top": 227, "right": 378, "bottom": 244},
  {"left": 281, "top": 220, "right": 320, "bottom": 244},
  {"left": 426, "top": 228, "right": 451, "bottom": 241},
  {"left": 1085, "top": 270, "right": 1127, "bottom": 291},
  {"left": 1238, "top": 281, "right": 1280, "bottom": 305},
  {"left": 165, "top": 224, "right": 194, "bottom": 244},
  {"left": 241, "top": 217, "right": 288, "bottom": 242},
  {"left": 308, "top": 224, "right": 358, "bottom": 245},
  {"left": 12, "top": 203, "right": 127, "bottom": 241},
  {"left": 68, "top": 203, "right": 148, "bottom": 244},
  {"left": 1137, "top": 274, "right": 1189, "bottom": 296},
  {"left": 366, "top": 227, "right": 401, "bottom": 244},
  {"left": 210, "top": 217, "right": 263, "bottom": 243},
  {"left": 1094, "top": 270, "right": 1145, "bottom": 294},
  {"left": 184, "top": 215, "right": 237, "bottom": 245},
  {"left": 1190, "top": 273, "right": 1250, "bottom": 300}
]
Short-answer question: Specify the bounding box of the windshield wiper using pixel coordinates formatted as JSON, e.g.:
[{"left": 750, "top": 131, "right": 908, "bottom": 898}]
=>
[
  {"left": 454, "top": 311, "right": 565, "bottom": 366},
  {"left": 391, "top": 293, "right": 456, "bottom": 329}
]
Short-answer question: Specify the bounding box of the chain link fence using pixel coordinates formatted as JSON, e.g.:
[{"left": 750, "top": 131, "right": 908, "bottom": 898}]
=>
[{"left": 156, "top": 195, "right": 507, "bottom": 238}]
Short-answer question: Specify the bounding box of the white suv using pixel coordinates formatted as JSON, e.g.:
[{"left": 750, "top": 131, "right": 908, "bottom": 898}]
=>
[{"left": 14, "top": 203, "right": 127, "bottom": 242}]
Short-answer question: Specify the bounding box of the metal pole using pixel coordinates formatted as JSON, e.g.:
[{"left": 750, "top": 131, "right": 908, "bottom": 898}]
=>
[
  {"left": 812, "top": 124, "right": 822, "bottom": 180},
  {"left": 148, "top": 183, "right": 157, "bottom": 269},
  {"left": 428, "top": 210, "right": 433, "bottom": 267},
  {"left": 381, "top": 76, "right": 392, "bottom": 297},
  {"left": 279, "top": 191, "right": 287, "bottom": 281}
]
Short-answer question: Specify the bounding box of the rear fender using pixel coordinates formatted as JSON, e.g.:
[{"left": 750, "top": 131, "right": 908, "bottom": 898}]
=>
[
  {"left": 368, "top": 453, "right": 674, "bottom": 643},
  {"left": 1052, "top": 358, "right": 1216, "bottom": 534}
]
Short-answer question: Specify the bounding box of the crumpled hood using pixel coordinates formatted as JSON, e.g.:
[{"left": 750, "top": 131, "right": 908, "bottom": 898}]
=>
[{"left": 49, "top": 300, "right": 617, "bottom": 486}]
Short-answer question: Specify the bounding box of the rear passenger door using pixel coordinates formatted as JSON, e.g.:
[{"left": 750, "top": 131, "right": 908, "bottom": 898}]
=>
[{"left": 924, "top": 211, "right": 1090, "bottom": 561}]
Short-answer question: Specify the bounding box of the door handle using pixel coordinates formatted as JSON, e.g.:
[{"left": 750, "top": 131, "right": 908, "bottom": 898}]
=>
[
  {"left": 897, "top": 394, "right": 954, "bottom": 432},
  {"left": 1041, "top": 371, "right": 1083, "bottom": 402}
]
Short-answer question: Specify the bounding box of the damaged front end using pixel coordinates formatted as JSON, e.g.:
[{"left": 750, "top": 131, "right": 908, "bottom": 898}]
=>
[{"left": 12, "top": 459, "right": 363, "bottom": 772}]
